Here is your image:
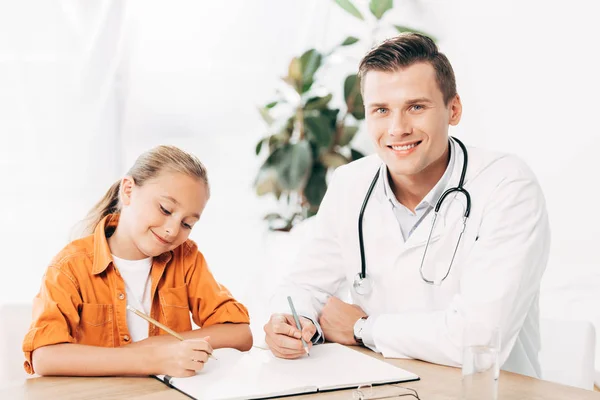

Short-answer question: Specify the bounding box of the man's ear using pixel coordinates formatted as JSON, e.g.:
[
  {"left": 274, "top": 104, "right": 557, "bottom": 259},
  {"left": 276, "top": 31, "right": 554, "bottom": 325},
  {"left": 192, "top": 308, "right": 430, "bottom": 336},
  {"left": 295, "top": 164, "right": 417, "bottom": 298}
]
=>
[
  {"left": 449, "top": 94, "right": 462, "bottom": 126},
  {"left": 120, "top": 176, "right": 135, "bottom": 206}
]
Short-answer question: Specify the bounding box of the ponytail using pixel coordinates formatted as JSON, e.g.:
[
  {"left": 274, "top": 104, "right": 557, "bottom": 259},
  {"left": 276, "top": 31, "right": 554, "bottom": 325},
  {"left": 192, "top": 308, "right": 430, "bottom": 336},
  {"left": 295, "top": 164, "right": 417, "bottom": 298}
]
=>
[{"left": 78, "top": 180, "right": 121, "bottom": 237}]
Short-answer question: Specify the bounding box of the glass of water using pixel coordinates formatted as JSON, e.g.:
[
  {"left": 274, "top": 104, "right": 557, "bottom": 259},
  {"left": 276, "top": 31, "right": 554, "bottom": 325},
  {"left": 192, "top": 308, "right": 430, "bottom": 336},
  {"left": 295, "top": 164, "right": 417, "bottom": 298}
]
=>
[{"left": 461, "top": 324, "right": 500, "bottom": 400}]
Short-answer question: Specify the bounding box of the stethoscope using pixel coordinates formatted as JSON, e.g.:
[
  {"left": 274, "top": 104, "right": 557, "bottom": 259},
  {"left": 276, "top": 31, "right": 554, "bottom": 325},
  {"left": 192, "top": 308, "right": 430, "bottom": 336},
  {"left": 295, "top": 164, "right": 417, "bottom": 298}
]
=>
[{"left": 353, "top": 137, "right": 472, "bottom": 295}]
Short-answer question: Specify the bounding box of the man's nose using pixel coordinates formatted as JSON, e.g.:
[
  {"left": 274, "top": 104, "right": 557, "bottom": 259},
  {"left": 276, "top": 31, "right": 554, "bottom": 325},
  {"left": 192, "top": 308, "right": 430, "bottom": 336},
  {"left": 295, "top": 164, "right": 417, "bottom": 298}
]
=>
[{"left": 388, "top": 111, "right": 411, "bottom": 137}]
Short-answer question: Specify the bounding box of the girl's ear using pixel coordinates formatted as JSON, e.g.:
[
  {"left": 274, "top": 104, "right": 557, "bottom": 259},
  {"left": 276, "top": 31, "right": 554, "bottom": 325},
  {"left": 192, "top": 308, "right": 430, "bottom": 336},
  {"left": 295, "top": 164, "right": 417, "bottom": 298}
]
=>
[{"left": 120, "top": 176, "right": 135, "bottom": 206}]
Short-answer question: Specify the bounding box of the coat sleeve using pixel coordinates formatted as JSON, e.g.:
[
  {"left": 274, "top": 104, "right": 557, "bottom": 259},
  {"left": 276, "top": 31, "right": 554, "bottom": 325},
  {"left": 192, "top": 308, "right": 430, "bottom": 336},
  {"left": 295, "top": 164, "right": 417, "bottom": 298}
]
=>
[
  {"left": 370, "top": 163, "right": 550, "bottom": 368},
  {"left": 269, "top": 168, "right": 348, "bottom": 323}
]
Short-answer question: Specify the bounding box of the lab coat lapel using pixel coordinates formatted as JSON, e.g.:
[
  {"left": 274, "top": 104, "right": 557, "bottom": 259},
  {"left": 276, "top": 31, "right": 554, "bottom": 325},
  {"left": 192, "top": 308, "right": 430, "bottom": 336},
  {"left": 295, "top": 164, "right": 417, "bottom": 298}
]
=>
[{"left": 362, "top": 177, "right": 405, "bottom": 265}]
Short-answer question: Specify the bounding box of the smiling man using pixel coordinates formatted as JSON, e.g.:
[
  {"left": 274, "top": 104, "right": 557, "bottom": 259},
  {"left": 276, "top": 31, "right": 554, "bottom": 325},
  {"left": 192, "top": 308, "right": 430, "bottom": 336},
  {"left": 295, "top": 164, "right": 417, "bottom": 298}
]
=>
[{"left": 264, "top": 33, "right": 550, "bottom": 378}]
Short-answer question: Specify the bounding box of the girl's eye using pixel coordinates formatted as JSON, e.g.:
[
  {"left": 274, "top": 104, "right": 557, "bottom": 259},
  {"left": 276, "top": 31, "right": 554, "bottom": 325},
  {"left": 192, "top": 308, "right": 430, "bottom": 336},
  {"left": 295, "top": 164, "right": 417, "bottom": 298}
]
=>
[
  {"left": 182, "top": 222, "right": 192, "bottom": 230},
  {"left": 160, "top": 205, "right": 172, "bottom": 215}
]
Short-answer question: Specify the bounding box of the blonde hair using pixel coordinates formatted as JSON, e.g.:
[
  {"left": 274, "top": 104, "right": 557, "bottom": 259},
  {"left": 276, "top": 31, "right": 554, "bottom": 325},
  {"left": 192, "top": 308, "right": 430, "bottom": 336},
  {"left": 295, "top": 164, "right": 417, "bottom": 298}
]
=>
[{"left": 79, "top": 145, "right": 209, "bottom": 237}]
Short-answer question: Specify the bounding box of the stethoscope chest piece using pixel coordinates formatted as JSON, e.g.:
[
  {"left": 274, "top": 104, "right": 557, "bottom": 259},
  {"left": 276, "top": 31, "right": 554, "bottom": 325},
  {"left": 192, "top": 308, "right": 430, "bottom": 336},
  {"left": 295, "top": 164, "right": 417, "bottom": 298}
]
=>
[{"left": 353, "top": 273, "right": 373, "bottom": 296}]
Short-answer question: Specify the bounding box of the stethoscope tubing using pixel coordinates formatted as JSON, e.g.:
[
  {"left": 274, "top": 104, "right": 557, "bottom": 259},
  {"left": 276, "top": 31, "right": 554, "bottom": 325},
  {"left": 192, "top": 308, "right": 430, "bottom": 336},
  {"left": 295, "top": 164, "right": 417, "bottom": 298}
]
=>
[{"left": 356, "top": 136, "right": 471, "bottom": 286}]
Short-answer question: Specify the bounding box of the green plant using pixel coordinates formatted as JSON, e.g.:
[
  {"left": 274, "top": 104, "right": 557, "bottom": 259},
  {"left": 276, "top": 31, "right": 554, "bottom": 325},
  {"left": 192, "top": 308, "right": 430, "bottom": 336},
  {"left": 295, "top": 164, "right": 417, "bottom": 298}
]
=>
[{"left": 254, "top": 0, "right": 433, "bottom": 231}]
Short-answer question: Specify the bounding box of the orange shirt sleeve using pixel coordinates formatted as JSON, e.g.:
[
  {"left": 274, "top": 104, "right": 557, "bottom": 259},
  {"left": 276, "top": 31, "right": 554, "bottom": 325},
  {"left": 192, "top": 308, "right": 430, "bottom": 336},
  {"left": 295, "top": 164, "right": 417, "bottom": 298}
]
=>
[
  {"left": 183, "top": 243, "right": 250, "bottom": 327},
  {"left": 22, "top": 264, "right": 83, "bottom": 374}
]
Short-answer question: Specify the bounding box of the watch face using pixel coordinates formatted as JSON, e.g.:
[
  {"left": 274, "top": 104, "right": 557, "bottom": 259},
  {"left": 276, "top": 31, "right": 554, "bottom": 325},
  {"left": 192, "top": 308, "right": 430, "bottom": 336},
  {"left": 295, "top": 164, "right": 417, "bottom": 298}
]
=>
[{"left": 354, "top": 317, "right": 366, "bottom": 339}]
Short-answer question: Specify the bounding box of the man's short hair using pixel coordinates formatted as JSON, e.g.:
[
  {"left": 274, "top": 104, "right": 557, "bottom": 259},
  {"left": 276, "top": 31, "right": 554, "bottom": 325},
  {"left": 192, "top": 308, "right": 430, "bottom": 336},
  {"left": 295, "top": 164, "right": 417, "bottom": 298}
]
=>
[{"left": 358, "top": 33, "right": 457, "bottom": 105}]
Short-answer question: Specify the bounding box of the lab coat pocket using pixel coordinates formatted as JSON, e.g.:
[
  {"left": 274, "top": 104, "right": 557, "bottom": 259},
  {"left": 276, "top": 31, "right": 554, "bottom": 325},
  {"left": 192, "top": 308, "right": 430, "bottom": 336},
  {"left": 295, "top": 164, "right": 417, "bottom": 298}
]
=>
[
  {"left": 77, "top": 303, "right": 114, "bottom": 347},
  {"left": 159, "top": 285, "right": 192, "bottom": 332}
]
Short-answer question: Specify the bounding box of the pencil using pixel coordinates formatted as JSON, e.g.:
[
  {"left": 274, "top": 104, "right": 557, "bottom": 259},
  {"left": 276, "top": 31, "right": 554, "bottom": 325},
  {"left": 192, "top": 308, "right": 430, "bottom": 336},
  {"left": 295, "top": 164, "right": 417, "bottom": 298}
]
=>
[
  {"left": 126, "top": 305, "right": 216, "bottom": 359},
  {"left": 287, "top": 296, "right": 310, "bottom": 356}
]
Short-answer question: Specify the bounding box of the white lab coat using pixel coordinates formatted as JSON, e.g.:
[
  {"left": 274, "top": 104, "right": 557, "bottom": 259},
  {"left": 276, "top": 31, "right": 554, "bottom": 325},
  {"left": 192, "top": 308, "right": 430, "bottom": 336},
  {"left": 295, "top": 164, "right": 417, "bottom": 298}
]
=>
[{"left": 271, "top": 140, "right": 550, "bottom": 378}]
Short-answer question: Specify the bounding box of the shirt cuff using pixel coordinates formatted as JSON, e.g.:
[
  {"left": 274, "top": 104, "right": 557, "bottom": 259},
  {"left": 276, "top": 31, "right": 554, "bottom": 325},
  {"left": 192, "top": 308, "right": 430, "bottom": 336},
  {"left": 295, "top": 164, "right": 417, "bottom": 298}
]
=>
[
  {"left": 301, "top": 315, "right": 325, "bottom": 344},
  {"left": 361, "top": 315, "right": 380, "bottom": 352}
]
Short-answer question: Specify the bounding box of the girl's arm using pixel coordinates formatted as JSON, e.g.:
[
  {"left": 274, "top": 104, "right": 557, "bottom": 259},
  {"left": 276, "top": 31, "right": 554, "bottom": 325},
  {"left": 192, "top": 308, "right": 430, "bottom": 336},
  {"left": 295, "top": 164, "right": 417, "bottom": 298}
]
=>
[
  {"left": 182, "top": 243, "right": 253, "bottom": 350},
  {"left": 181, "top": 323, "right": 252, "bottom": 350},
  {"left": 132, "top": 323, "right": 253, "bottom": 351},
  {"left": 32, "top": 339, "right": 212, "bottom": 377}
]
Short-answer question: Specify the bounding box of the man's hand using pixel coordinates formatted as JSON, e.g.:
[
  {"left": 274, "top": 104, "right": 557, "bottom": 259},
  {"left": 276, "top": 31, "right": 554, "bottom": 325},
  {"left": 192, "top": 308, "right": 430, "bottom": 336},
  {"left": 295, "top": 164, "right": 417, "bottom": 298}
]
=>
[
  {"left": 319, "top": 297, "right": 367, "bottom": 345},
  {"left": 264, "top": 313, "right": 316, "bottom": 359}
]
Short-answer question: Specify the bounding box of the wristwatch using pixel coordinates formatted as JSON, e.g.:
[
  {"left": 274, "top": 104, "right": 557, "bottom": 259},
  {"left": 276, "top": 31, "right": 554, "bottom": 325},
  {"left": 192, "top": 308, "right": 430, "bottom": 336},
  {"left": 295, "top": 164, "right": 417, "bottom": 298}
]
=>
[{"left": 353, "top": 317, "right": 368, "bottom": 344}]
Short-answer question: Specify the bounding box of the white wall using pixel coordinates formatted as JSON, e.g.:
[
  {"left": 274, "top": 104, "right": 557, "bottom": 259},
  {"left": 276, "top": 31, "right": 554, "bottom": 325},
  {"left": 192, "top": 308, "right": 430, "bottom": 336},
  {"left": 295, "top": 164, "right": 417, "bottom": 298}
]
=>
[{"left": 0, "top": 0, "right": 599, "bottom": 352}]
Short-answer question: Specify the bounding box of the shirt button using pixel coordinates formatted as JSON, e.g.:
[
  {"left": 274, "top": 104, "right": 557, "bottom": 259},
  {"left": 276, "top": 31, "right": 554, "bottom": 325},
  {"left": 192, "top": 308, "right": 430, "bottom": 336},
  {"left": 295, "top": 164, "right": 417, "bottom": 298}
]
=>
[
  {"left": 118, "top": 292, "right": 125, "bottom": 300},
  {"left": 123, "top": 335, "right": 130, "bottom": 342}
]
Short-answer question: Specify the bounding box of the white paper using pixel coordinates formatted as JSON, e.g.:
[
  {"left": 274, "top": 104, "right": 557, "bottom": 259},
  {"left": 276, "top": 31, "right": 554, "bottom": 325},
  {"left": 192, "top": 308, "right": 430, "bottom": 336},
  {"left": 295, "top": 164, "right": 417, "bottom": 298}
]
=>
[{"left": 156, "top": 343, "right": 419, "bottom": 400}]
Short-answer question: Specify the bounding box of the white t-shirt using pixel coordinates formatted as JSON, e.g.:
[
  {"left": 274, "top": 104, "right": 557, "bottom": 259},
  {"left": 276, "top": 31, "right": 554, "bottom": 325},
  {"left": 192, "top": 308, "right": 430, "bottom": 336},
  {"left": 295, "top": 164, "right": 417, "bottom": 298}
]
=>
[{"left": 112, "top": 254, "right": 153, "bottom": 342}]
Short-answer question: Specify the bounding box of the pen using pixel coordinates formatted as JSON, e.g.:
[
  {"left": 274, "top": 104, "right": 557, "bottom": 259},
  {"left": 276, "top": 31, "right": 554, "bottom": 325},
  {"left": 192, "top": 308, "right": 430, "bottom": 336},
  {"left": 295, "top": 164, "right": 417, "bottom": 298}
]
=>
[
  {"left": 287, "top": 296, "right": 310, "bottom": 356},
  {"left": 126, "top": 304, "right": 217, "bottom": 359}
]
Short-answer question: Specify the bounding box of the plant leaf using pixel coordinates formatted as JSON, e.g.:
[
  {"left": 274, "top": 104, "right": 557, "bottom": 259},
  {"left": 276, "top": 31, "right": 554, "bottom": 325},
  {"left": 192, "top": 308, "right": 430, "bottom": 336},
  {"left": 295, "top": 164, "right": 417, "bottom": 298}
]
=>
[
  {"left": 338, "top": 125, "right": 359, "bottom": 147},
  {"left": 319, "top": 151, "right": 349, "bottom": 168},
  {"left": 304, "top": 114, "right": 334, "bottom": 149},
  {"left": 266, "top": 142, "right": 312, "bottom": 190},
  {"left": 258, "top": 107, "right": 274, "bottom": 125},
  {"left": 255, "top": 138, "right": 265, "bottom": 156},
  {"left": 288, "top": 57, "right": 302, "bottom": 83},
  {"left": 305, "top": 93, "right": 333, "bottom": 110},
  {"left": 344, "top": 74, "right": 365, "bottom": 120},
  {"left": 263, "top": 212, "right": 283, "bottom": 221},
  {"left": 254, "top": 165, "right": 280, "bottom": 196},
  {"left": 304, "top": 163, "right": 328, "bottom": 207},
  {"left": 334, "top": 0, "right": 365, "bottom": 20},
  {"left": 369, "top": 0, "right": 393, "bottom": 20},
  {"left": 265, "top": 101, "right": 278, "bottom": 109},
  {"left": 340, "top": 36, "right": 360, "bottom": 46},
  {"left": 299, "top": 49, "right": 322, "bottom": 93},
  {"left": 268, "top": 132, "right": 288, "bottom": 153},
  {"left": 351, "top": 148, "right": 366, "bottom": 161},
  {"left": 394, "top": 25, "right": 437, "bottom": 42}
]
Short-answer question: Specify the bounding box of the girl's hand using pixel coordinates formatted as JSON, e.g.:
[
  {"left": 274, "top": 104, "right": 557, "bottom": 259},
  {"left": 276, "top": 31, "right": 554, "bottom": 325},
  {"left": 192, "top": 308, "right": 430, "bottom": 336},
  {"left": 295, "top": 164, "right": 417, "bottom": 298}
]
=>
[{"left": 153, "top": 337, "right": 213, "bottom": 377}]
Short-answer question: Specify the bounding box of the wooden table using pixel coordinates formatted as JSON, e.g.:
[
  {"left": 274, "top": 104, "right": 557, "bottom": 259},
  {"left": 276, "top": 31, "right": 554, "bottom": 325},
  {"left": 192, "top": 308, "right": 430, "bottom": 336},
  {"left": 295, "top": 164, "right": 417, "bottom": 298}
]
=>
[{"left": 2, "top": 346, "right": 599, "bottom": 400}]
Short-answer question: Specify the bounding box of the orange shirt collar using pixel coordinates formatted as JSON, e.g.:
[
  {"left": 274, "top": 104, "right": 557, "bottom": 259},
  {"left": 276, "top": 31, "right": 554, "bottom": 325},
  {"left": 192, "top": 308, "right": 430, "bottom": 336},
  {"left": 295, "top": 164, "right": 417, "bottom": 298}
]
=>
[{"left": 92, "top": 214, "right": 172, "bottom": 275}]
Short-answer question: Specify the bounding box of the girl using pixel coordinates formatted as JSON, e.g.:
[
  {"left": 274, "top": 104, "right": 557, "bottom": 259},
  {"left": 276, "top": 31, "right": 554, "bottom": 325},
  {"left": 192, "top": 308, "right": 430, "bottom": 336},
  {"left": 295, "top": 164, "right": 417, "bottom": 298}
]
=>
[{"left": 23, "top": 145, "right": 252, "bottom": 378}]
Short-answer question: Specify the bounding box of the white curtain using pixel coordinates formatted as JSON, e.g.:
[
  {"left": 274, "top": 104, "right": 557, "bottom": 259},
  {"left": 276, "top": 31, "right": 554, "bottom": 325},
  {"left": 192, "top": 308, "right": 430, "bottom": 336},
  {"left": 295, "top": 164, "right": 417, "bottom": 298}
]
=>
[{"left": 0, "top": 0, "right": 130, "bottom": 304}]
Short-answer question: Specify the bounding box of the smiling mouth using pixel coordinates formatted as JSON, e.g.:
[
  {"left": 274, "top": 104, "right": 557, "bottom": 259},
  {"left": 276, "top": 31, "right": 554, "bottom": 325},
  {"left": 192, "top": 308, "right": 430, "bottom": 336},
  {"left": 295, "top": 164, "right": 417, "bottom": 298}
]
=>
[
  {"left": 151, "top": 230, "right": 170, "bottom": 245},
  {"left": 388, "top": 140, "right": 422, "bottom": 151}
]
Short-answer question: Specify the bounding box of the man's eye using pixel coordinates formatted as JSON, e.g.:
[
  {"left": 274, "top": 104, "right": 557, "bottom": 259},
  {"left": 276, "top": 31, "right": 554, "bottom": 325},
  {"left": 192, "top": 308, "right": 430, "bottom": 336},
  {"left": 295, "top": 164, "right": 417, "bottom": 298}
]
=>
[
  {"left": 160, "top": 205, "right": 172, "bottom": 215},
  {"left": 411, "top": 105, "right": 424, "bottom": 111},
  {"left": 376, "top": 108, "right": 387, "bottom": 114}
]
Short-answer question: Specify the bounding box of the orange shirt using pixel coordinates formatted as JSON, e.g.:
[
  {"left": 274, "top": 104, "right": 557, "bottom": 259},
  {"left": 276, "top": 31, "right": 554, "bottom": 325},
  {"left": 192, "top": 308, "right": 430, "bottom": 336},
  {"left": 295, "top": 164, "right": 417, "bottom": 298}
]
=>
[{"left": 22, "top": 214, "right": 250, "bottom": 374}]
